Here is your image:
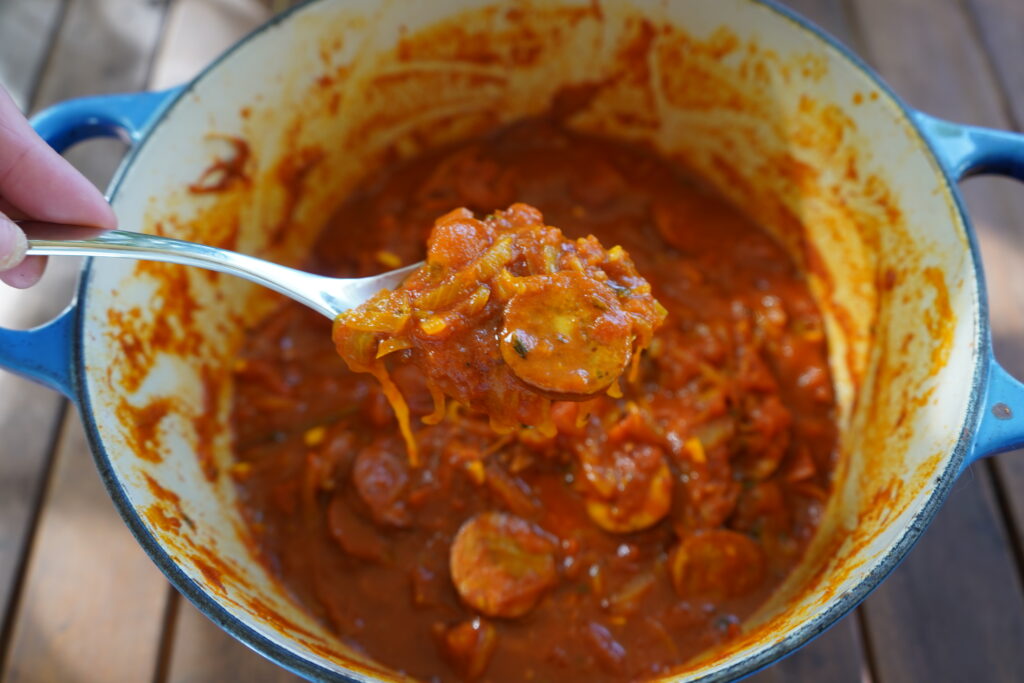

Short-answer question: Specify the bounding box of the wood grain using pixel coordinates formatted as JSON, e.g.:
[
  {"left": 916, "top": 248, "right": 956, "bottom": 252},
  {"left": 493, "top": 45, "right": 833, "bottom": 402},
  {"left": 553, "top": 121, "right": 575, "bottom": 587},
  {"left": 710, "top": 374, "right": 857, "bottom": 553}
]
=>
[
  {"left": 31, "top": 0, "right": 172, "bottom": 184},
  {"left": 777, "top": 0, "right": 862, "bottom": 51},
  {"left": 0, "top": 0, "right": 65, "bottom": 110},
  {"left": 0, "top": 370, "right": 67, "bottom": 643},
  {"left": 0, "top": 0, "right": 85, "bottom": 656},
  {"left": 845, "top": 0, "right": 1024, "bottom": 679},
  {"left": 749, "top": 616, "right": 871, "bottom": 683},
  {"left": 858, "top": 475, "right": 1024, "bottom": 682},
  {"left": 1, "top": 412, "right": 169, "bottom": 683},
  {"left": 0, "top": 0, "right": 173, "bottom": 680},
  {"left": 963, "top": 0, "right": 1024, "bottom": 128},
  {"left": 163, "top": 598, "right": 303, "bottom": 683},
  {"left": 149, "top": 0, "right": 271, "bottom": 91}
]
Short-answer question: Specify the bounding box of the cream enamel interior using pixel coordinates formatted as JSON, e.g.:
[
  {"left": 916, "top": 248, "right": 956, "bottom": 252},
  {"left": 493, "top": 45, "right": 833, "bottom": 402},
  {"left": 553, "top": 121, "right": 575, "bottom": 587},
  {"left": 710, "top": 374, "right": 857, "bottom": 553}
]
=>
[{"left": 80, "top": 0, "right": 978, "bottom": 679}]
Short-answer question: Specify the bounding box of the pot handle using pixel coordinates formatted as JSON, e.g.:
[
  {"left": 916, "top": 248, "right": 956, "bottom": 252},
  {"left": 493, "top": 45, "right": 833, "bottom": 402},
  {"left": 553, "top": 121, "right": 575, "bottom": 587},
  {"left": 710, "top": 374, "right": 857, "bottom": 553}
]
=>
[
  {"left": 0, "top": 86, "right": 184, "bottom": 399},
  {"left": 30, "top": 87, "right": 184, "bottom": 150},
  {"left": 913, "top": 111, "right": 1024, "bottom": 468}
]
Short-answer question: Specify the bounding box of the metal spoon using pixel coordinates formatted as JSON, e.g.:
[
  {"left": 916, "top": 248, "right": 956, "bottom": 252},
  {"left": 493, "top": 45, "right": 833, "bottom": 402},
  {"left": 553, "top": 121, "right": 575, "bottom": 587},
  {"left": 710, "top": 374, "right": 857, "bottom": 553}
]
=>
[{"left": 22, "top": 223, "right": 421, "bottom": 319}]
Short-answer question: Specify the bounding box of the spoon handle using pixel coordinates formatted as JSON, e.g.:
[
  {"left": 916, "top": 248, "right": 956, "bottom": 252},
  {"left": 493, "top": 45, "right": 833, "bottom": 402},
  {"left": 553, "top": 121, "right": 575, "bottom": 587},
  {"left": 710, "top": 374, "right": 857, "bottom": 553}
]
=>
[{"left": 25, "top": 228, "right": 381, "bottom": 319}]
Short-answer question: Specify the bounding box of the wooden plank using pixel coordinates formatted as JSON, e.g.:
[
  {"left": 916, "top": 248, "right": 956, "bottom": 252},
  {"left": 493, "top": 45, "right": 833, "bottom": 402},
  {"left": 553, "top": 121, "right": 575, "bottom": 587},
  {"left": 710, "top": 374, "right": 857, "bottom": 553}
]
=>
[
  {"left": 164, "top": 598, "right": 303, "bottom": 683},
  {"left": 963, "top": 0, "right": 1024, "bottom": 128},
  {"left": 0, "top": 0, "right": 82, "bottom": 657},
  {"left": 149, "top": 0, "right": 272, "bottom": 91},
  {"left": 0, "top": 349, "right": 68, "bottom": 641},
  {"left": 1, "top": 413, "right": 170, "bottom": 683},
  {"left": 0, "top": 258, "right": 81, "bottom": 647},
  {"left": 844, "top": 0, "right": 1024, "bottom": 679},
  {"left": 778, "top": 0, "right": 863, "bottom": 51},
  {"left": 748, "top": 615, "right": 869, "bottom": 683},
  {"left": 961, "top": 0, "right": 1024, "bottom": 586},
  {"left": 0, "top": 0, "right": 65, "bottom": 110},
  {"left": 0, "top": 0, "right": 173, "bottom": 679},
  {"left": 31, "top": 0, "right": 172, "bottom": 186},
  {"left": 858, "top": 476, "right": 1024, "bottom": 682}
]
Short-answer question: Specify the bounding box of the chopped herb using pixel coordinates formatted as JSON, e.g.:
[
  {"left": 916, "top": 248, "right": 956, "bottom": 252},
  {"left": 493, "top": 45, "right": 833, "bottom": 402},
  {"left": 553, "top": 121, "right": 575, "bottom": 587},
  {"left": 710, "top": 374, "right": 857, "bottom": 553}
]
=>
[
  {"left": 610, "top": 283, "right": 631, "bottom": 298},
  {"left": 512, "top": 335, "right": 529, "bottom": 359}
]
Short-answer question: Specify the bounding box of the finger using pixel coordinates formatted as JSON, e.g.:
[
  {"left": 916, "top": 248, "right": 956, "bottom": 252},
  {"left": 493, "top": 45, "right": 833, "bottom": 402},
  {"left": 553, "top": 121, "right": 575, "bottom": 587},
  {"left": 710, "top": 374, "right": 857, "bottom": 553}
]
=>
[
  {"left": 19, "top": 220, "right": 107, "bottom": 241},
  {"left": 0, "top": 198, "right": 28, "bottom": 220},
  {"left": 0, "top": 255, "right": 46, "bottom": 289},
  {"left": 0, "top": 211, "right": 27, "bottom": 271},
  {"left": 0, "top": 88, "right": 116, "bottom": 229}
]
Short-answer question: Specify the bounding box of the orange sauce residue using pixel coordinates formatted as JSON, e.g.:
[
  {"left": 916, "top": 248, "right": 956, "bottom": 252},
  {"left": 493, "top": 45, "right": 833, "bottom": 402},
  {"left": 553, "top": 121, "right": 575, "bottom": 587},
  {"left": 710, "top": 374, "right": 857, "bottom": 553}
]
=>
[
  {"left": 106, "top": 308, "right": 151, "bottom": 393},
  {"left": 194, "top": 365, "right": 224, "bottom": 481},
  {"left": 144, "top": 504, "right": 182, "bottom": 532},
  {"left": 133, "top": 261, "right": 201, "bottom": 338},
  {"left": 142, "top": 472, "right": 193, "bottom": 531},
  {"left": 922, "top": 266, "right": 954, "bottom": 375},
  {"left": 143, "top": 471, "right": 180, "bottom": 504},
  {"left": 188, "top": 135, "right": 251, "bottom": 194},
  {"left": 270, "top": 145, "right": 325, "bottom": 245},
  {"left": 118, "top": 397, "right": 175, "bottom": 463},
  {"left": 243, "top": 596, "right": 321, "bottom": 641},
  {"left": 191, "top": 553, "right": 226, "bottom": 594}
]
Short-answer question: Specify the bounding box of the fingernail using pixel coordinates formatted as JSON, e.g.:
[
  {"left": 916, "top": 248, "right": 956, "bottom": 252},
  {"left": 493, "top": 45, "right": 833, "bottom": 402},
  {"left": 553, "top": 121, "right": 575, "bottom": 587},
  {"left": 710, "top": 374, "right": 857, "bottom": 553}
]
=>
[{"left": 0, "top": 215, "right": 27, "bottom": 271}]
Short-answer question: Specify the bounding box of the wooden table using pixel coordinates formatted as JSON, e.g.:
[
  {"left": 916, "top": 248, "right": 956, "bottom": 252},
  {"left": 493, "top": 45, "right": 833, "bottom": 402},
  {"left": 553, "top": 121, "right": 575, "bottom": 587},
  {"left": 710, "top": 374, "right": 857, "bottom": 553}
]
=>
[{"left": 1, "top": 0, "right": 1023, "bottom": 680}]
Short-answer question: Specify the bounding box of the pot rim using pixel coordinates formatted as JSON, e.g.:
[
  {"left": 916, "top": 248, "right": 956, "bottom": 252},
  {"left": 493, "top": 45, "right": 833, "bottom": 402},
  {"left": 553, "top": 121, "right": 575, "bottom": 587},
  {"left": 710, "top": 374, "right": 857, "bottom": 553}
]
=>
[{"left": 71, "top": 0, "right": 988, "bottom": 680}]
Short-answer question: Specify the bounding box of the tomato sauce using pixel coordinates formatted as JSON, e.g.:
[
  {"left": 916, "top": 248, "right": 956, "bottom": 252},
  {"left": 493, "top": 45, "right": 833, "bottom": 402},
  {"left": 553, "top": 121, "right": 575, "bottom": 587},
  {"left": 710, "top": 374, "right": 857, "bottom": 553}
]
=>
[
  {"left": 230, "top": 120, "right": 837, "bottom": 681},
  {"left": 331, "top": 202, "right": 666, "bottom": 464}
]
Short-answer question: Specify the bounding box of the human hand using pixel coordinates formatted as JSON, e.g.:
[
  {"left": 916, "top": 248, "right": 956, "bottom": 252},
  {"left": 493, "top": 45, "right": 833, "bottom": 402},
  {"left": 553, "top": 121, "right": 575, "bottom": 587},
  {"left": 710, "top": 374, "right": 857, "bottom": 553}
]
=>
[{"left": 0, "top": 86, "right": 117, "bottom": 288}]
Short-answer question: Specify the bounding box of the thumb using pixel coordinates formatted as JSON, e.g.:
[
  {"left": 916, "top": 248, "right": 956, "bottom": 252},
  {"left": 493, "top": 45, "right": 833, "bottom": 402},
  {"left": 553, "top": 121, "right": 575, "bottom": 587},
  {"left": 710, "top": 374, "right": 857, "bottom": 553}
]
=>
[
  {"left": 0, "top": 213, "right": 43, "bottom": 289},
  {"left": 0, "top": 212, "right": 27, "bottom": 271}
]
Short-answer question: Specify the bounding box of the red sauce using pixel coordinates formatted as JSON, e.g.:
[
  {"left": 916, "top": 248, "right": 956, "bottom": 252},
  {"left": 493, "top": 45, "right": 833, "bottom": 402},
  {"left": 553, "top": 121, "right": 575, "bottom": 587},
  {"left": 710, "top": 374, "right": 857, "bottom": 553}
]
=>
[
  {"left": 230, "top": 120, "right": 837, "bottom": 681},
  {"left": 188, "top": 135, "right": 250, "bottom": 194},
  {"left": 332, "top": 203, "right": 666, "bottom": 463}
]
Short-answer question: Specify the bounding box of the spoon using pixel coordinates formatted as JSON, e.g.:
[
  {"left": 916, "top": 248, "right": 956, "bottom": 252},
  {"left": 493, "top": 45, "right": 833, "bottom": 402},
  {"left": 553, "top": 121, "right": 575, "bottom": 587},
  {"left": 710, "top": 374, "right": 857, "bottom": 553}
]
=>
[{"left": 22, "top": 223, "right": 422, "bottom": 319}]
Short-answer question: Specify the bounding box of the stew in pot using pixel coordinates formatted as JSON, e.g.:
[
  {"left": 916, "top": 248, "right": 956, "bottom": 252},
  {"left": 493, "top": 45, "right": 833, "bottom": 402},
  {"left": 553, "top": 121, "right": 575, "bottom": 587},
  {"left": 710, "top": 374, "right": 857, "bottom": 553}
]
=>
[
  {"left": 230, "top": 119, "right": 837, "bottom": 681},
  {"left": 332, "top": 203, "right": 666, "bottom": 463}
]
